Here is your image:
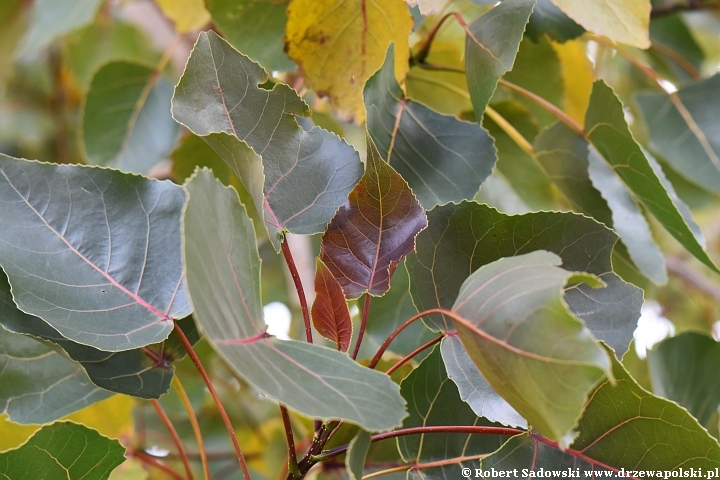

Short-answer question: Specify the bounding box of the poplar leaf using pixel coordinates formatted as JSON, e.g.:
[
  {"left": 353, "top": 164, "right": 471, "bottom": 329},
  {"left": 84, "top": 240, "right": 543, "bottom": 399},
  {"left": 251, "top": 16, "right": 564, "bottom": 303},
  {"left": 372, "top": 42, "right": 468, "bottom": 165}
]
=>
[{"left": 312, "top": 258, "right": 353, "bottom": 352}]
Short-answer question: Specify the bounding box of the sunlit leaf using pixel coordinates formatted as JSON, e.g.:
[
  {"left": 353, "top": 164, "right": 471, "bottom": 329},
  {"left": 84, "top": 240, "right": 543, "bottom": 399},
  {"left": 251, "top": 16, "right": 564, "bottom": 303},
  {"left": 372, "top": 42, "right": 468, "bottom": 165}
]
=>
[
  {"left": 17, "top": 0, "right": 105, "bottom": 56},
  {"left": 155, "top": 0, "right": 210, "bottom": 32},
  {"left": 206, "top": 0, "right": 294, "bottom": 71},
  {"left": 184, "top": 169, "right": 407, "bottom": 431},
  {"left": 83, "top": 61, "right": 179, "bottom": 174},
  {"left": 549, "top": 0, "right": 651, "bottom": 48},
  {"left": 407, "top": 201, "right": 642, "bottom": 356},
  {"left": 451, "top": 251, "right": 611, "bottom": 441},
  {"left": 636, "top": 74, "right": 720, "bottom": 194},
  {"left": 398, "top": 346, "right": 508, "bottom": 480},
  {"left": 648, "top": 332, "right": 720, "bottom": 427},
  {"left": 585, "top": 80, "right": 718, "bottom": 273},
  {"left": 465, "top": 0, "right": 534, "bottom": 117},
  {"left": 365, "top": 45, "right": 496, "bottom": 209},
  {"left": 312, "top": 258, "right": 353, "bottom": 352},
  {"left": 0, "top": 422, "right": 126, "bottom": 479},
  {"left": 286, "top": 0, "right": 413, "bottom": 119},
  {"left": 172, "top": 31, "right": 363, "bottom": 245},
  {"left": 553, "top": 39, "right": 593, "bottom": 125},
  {"left": 441, "top": 336, "right": 527, "bottom": 428},
  {"left": 0, "top": 155, "right": 191, "bottom": 351},
  {"left": 320, "top": 137, "right": 428, "bottom": 299}
]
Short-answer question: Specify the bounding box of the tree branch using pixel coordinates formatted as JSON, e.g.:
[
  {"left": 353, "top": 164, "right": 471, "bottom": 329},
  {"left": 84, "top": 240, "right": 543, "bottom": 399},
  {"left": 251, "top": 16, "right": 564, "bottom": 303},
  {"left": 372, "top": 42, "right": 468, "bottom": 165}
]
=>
[
  {"left": 281, "top": 237, "right": 313, "bottom": 343},
  {"left": 150, "top": 398, "right": 194, "bottom": 480}
]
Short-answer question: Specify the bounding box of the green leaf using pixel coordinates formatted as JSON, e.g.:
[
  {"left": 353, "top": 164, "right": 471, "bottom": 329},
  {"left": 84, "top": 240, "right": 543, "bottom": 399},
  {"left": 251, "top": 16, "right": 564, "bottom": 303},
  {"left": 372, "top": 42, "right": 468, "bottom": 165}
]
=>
[
  {"left": 312, "top": 258, "right": 353, "bottom": 352},
  {"left": 320, "top": 137, "right": 428, "bottom": 299},
  {"left": 585, "top": 80, "right": 718, "bottom": 273},
  {"left": 451, "top": 251, "right": 611, "bottom": 441},
  {"left": 83, "top": 61, "right": 179, "bottom": 174},
  {"left": 398, "top": 346, "right": 508, "bottom": 479},
  {"left": 636, "top": 74, "right": 720, "bottom": 194},
  {"left": 407, "top": 201, "right": 642, "bottom": 356},
  {"left": 183, "top": 169, "right": 407, "bottom": 431},
  {"left": 62, "top": 21, "right": 157, "bottom": 90},
  {"left": 548, "top": 0, "right": 651, "bottom": 48},
  {"left": 0, "top": 422, "right": 126, "bottom": 479},
  {"left": 441, "top": 335, "right": 527, "bottom": 428},
  {"left": 0, "top": 325, "right": 111, "bottom": 424},
  {"left": 172, "top": 31, "right": 363, "bottom": 244},
  {"left": 206, "top": 0, "right": 294, "bottom": 71},
  {"left": 0, "top": 155, "right": 191, "bottom": 351},
  {"left": 465, "top": 0, "right": 535, "bottom": 117},
  {"left": 503, "top": 36, "right": 564, "bottom": 126},
  {"left": 358, "top": 260, "right": 437, "bottom": 360},
  {"left": 484, "top": 346, "right": 720, "bottom": 471},
  {"left": 647, "top": 332, "right": 720, "bottom": 427},
  {"left": 17, "top": 0, "right": 105, "bottom": 56},
  {"left": 365, "top": 45, "right": 497, "bottom": 209},
  {"left": 345, "top": 430, "right": 371, "bottom": 480},
  {"left": 525, "top": 0, "right": 584, "bottom": 43},
  {"left": 649, "top": 14, "right": 704, "bottom": 82}
]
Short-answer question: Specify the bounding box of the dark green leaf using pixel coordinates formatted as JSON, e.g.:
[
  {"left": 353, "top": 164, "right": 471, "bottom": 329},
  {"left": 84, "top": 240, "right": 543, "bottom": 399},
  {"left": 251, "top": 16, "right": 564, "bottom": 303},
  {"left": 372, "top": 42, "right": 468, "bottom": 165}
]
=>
[
  {"left": 312, "top": 258, "right": 353, "bottom": 352},
  {"left": 206, "top": 0, "right": 294, "bottom": 71},
  {"left": 525, "top": 0, "right": 584, "bottom": 42},
  {"left": 83, "top": 61, "right": 178, "bottom": 174},
  {"left": 648, "top": 332, "right": 720, "bottom": 427},
  {"left": 451, "top": 251, "right": 611, "bottom": 441},
  {"left": 406, "top": 201, "right": 642, "bottom": 355},
  {"left": 320, "top": 137, "right": 428, "bottom": 299},
  {"left": 649, "top": 14, "right": 704, "bottom": 81},
  {"left": 441, "top": 335, "right": 527, "bottom": 428},
  {"left": 345, "top": 430, "right": 371, "bottom": 480},
  {"left": 465, "top": 0, "right": 535, "bottom": 116},
  {"left": 0, "top": 422, "right": 126, "bottom": 479},
  {"left": 172, "top": 31, "right": 362, "bottom": 244},
  {"left": 0, "top": 155, "right": 191, "bottom": 351},
  {"left": 17, "top": 0, "right": 105, "bottom": 56},
  {"left": 636, "top": 74, "right": 720, "bottom": 194},
  {"left": 183, "top": 169, "right": 407, "bottom": 431},
  {"left": 398, "top": 346, "right": 508, "bottom": 479},
  {"left": 0, "top": 325, "right": 111, "bottom": 424},
  {"left": 585, "top": 80, "right": 718, "bottom": 273},
  {"left": 365, "top": 45, "right": 497, "bottom": 209}
]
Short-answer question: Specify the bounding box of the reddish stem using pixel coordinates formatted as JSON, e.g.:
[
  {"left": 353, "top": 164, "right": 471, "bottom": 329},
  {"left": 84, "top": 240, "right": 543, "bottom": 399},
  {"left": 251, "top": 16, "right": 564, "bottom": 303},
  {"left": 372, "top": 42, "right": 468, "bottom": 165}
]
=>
[
  {"left": 281, "top": 237, "right": 313, "bottom": 343},
  {"left": 131, "top": 450, "right": 186, "bottom": 480},
  {"left": 385, "top": 335, "right": 444, "bottom": 375},
  {"left": 173, "top": 323, "right": 252, "bottom": 480},
  {"left": 173, "top": 377, "right": 211, "bottom": 480},
  {"left": 150, "top": 399, "right": 194, "bottom": 480},
  {"left": 351, "top": 294, "right": 371, "bottom": 360},
  {"left": 280, "top": 405, "right": 300, "bottom": 476}
]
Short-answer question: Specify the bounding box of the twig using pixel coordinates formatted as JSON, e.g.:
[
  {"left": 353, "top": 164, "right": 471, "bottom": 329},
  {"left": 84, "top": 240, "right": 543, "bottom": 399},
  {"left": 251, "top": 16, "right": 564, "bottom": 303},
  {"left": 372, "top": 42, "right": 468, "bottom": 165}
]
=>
[
  {"left": 385, "top": 335, "right": 444, "bottom": 375},
  {"left": 174, "top": 323, "right": 252, "bottom": 480},
  {"left": 351, "top": 294, "right": 372, "bottom": 360},
  {"left": 173, "top": 376, "right": 211, "bottom": 480},
  {"left": 281, "top": 237, "right": 313, "bottom": 343},
  {"left": 150, "top": 399, "right": 194, "bottom": 480},
  {"left": 280, "top": 405, "right": 300, "bottom": 477},
  {"left": 131, "top": 450, "right": 186, "bottom": 480}
]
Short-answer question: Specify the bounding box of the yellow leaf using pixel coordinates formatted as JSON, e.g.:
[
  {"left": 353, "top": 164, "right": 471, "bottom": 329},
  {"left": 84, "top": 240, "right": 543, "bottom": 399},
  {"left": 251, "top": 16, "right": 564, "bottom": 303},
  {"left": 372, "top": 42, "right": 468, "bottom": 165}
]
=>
[
  {"left": 549, "top": 0, "right": 650, "bottom": 49},
  {"left": 0, "top": 415, "right": 40, "bottom": 451},
  {"left": 286, "top": 0, "right": 413, "bottom": 121},
  {"left": 552, "top": 39, "right": 593, "bottom": 125},
  {"left": 108, "top": 458, "right": 148, "bottom": 480},
  {"left": 156, "top": 0, "right": 211, "bottom": 33},
  {"left": 64, "top": 395, "right": 135, "bottom": 439}
]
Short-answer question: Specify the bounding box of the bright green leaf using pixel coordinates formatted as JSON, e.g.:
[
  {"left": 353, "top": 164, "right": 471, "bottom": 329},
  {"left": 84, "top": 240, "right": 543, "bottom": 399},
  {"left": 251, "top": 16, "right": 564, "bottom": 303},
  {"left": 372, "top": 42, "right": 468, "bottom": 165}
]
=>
[
  {"left": 183, "top": 169, "right": 407, "bottom": 431},
  {"left": 451, "top": 251, "right": 611, "bottom": 441},
  {"left": 83, "top": 61, "right": 178, "bottom": 174},
  {"left": 365, "top": 45, "right": 497, "bottom": 209},
  {"left": 0, "top": 422, "right": 126, "bottom": 479},
  {"left": 0, "top": 155, "right": 191, "bottom": 351}
]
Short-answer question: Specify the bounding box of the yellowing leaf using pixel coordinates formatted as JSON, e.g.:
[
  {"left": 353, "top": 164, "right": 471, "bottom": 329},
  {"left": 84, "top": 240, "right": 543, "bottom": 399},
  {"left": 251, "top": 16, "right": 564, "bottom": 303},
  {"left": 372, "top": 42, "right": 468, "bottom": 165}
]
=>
[
  {"left": 64, "top": 395, "right": 135, "bottom": 439},
  {"left": 549, "top": 0, "right": 650, "bottom": 48},
  {"left": 553, "top": 39, "right": 593, "bottom": 125},
  {"left": 0, "top": 415, "right": 39, "bottom": 452},
  {"left": 156, "top": 0, "right": 210, "bottom": 32},
  {"left": 286, "top": 0, "right": 413, "bottom": 120},
  {"left": 405, "top": 0, "right": 443, "bottom": 16}
]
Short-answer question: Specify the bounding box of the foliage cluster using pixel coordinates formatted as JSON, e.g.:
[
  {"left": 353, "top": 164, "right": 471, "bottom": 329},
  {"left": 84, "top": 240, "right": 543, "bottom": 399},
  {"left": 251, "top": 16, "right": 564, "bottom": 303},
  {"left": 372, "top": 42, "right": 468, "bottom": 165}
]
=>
[{"left": 2, "top": 0, "right": 720, "bottom": 479}]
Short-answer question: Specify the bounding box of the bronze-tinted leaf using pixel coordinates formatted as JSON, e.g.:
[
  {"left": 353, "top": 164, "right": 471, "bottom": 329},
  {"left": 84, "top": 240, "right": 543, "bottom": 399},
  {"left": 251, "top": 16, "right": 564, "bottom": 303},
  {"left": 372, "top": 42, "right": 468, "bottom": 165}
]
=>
[
  {"left": 312, "top": 258, "right": 352, "bottom": 352},
  {"left": 320, "top": 137, "right": 428, "bottom": 299}
]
